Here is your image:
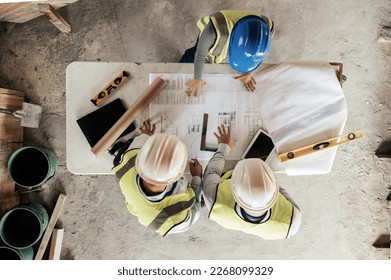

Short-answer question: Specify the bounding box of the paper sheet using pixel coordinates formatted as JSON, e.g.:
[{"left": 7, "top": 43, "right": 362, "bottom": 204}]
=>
[
  {"left": 149, "top": 61, "right": 347, "bottom": 175},
  {"left": 149, "top": 73, "right": 265, "bottom": 160},
  {"left": 250, "top": 61, "right": 347, "bottom": 175}
]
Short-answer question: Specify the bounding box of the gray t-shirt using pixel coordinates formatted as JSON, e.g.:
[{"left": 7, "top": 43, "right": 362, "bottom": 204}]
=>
[{"left": 194, "top": 22, "right": 217, "bottom": 80}]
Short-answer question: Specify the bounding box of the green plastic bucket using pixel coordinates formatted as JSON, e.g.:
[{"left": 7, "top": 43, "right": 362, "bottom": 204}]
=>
[
  {"left": 0, "top": 245, "right": 33, "bottom": 260},
  {"left": 0, "top": 203, "right": 49, "bottom": 249},
  {"left": 7, "top": 146, "right": 57, "bottom": 189}
]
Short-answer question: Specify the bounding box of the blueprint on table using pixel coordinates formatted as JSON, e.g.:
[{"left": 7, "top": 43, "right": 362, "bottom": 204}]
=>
[
  {"left": 149, "top": 61, "right": 347, "bottom": 175},
  {"left": 149, "top": 73, "right": 264, "bottom": 160}
]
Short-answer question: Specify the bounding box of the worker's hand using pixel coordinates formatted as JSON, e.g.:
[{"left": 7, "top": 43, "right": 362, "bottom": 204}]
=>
[
  {"left": 189, "top": 158, "right": 202, "bottom": 178},
  {"left": 214, "top": 124, "right": 236, "bottom": 148},
  {"left": 234, "top": 73, "right": 256, "bottom": 92},
  {"left": 139, "top": 120, "right": 156, "bottom": 136},
  {"left": 185, "top": 79, "right": 206, "bottom": 97}
]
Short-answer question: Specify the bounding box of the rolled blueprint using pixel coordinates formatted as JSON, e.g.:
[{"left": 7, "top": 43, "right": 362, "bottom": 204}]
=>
[{"left": 91, "top": 77, "right": 167, "bottom": 156}]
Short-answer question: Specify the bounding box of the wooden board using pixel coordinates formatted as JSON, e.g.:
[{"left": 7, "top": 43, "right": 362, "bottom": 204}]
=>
[
  {"left": 35, "top": 193, "right": 66, "bottom": 260},
  {"left": 49, "top": 228, "right": 64, "bottom": 260},
  {"left": 38, "top": 3, "right": 70, "bottom": 33},
  {"left": 0, "top": 88, "right": 24, "bottom": 217},
  {"left": 0, "top": 1, "right": 78, "bottom": 23}
]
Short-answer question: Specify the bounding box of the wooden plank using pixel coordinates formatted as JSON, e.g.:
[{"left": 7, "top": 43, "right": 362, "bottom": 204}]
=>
[
  {"left": 0, "top": 88, "right": 25, "bottom": 97},
  {"left": 0, "top": 88, "right": 24, "bottom": 141},
  {"left": 329, "top": 62, "right": 344, "bottom": 85},
  {"left": 0, "top": 0, "right": 48, "bottom": 2},
  {"left": 38, "top": 3, "right": 70, "bottom": 33},
  {"left": 3, "top": 6, "right": 40, "bottom": 23},
  {"left": 0, "top": 1, "right": 78, "bottom": 23},
  {"left": 0, "top": 88, "right": 23, "bottom": 217},
  {"left": 0, "top": 122, "right": 23, "bottom": 141},
  {"left": 0, "top": 143, "right": 23, "bottom": 191},
  {"left": 0, "top": 3, "right": 36, "bottom": 22},
  {"left": 0, "top": 193, "right": 20, "bottom": 216},
  {"left": 49, "top": 228, "right": 64, "bottom": 260},
  {"left": 0, "top": 142, "right": 23, "bottom": 210},
  {"left": 0, "top": 96, "right": 24, "bottom": 109},
  {"left": 35, "top": 193, "right": 66, "bottom": 260},
  {"left": 0, "top": 3, "right": 25, "bottom": 14}
]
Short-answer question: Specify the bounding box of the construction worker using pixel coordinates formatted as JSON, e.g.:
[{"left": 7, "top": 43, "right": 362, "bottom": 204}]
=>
[
  {"left": 112, "top": 120, "right": 202, "bottom": 236},
  {"left": 180, "top": 10, "right": 274, "bottom": 96},
  {"left": 202, "top": 125, "right": 301, "bottom": 239}
]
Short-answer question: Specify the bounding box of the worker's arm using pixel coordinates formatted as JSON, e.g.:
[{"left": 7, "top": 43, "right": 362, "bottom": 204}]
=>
[
  {"left": 181, "top": 161, "right": 203, "bottom": 232},
  {"left": 202, "top": 144, "right": 230, "bottom": 210},
  {"left": 194, "top": 23, "right": 216, "bottom": 80},
  {"left": 187, "top": 158, "right": 202, "bottom": 223},
  {"left": 185, "top": 22, "right": 216, "bottom": 97},
  {"left": 166, "top": 165, "right": 203, "bottom": 235},
  {"left": 126, "top": 120, "right": 156, "bottom": 151},
  {"left": 127, "top": 134, "right": 149, "bottom": 151},
  {"left": 202, "top": 125, "right": 235, "bottom": 210},
  {"left": 189, "top": 158, "right": 203, "bottom": 200},
  {"left": 279, "top": 187, "right": 302, "bottom": 238}
]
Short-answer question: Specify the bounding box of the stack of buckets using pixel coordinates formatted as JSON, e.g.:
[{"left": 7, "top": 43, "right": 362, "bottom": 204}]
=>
[{"left": 0, "top": 146, "right": 57, "bottom": 260}]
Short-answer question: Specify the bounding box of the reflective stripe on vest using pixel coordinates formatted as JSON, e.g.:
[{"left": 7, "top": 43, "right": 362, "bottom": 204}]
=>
[
  {"left": 209, "top": 178, "right": 293, "bottom": 240},
  {"left": 112, "top": 149, "right": 196, "bottom": 236},
  {"left": 196, "top": 10, "right": 273, "bottom": 64}
]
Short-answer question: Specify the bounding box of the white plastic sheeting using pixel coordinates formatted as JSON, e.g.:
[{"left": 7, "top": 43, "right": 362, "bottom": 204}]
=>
[{"left": 254, "top": 61, "right": 347, "bottom": 175}]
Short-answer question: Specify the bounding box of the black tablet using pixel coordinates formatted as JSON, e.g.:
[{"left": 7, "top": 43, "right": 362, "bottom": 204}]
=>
[{"left": 241, "top": 129, "right": 275, "bottom": 160}]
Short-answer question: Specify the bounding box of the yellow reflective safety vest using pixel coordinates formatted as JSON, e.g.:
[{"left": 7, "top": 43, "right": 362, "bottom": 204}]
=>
[
  {"left": 112, "top": 149, "right": 196, "bottom": 236},
  {"left": 209, "top": 170, "right": 294, "bottom": 240},
  {"left": 197, "top": 10, "right": 273, "bottom": 64}
]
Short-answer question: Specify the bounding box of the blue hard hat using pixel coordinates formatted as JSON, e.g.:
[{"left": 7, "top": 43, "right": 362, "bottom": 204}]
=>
[{"left": 228, "top": 15, "right": 272, "bottom": 73}]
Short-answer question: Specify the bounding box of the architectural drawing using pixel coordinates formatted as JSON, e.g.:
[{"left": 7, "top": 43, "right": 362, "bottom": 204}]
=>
[
  {"left": 149, "top": 73, "right": 264, "bottom": 160},
  {"left": 153, "top": 112, "right": 178, "bottom": 135},
  {"left": 186, "top": 110, "right": 203, "bottom": 134},
  {"left": 243, "top": 110, "right": 263, "bottom": 137}
]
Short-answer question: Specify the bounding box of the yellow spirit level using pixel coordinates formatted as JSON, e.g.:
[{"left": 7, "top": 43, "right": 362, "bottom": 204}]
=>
[
  {"left": 278, "top": 129, "right": 363, "bottom": 162},
  {"left": 91, "top": 71, "right": 130, "bottom": 106}
]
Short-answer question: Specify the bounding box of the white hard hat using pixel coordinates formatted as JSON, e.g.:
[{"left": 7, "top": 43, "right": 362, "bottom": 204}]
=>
[
  {"left": 136, "top": 134, "right": 187, "bottom": 186},
  {"left": 231, "top": 158, "right": 278, "bottom": 216}
]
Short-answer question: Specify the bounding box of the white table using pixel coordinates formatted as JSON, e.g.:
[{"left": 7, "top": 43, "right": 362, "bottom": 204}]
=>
[
  {"left": 66, "top": 62, "right": 346, "bottom": 176},
  {"left": 66, "top": 62, "right": 241, "bottom": 175}
]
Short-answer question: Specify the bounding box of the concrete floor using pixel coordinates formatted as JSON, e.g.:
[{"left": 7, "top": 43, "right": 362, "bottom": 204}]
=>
[{"left": 0, "top": 0, "right": 390, "bottom": 259}]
